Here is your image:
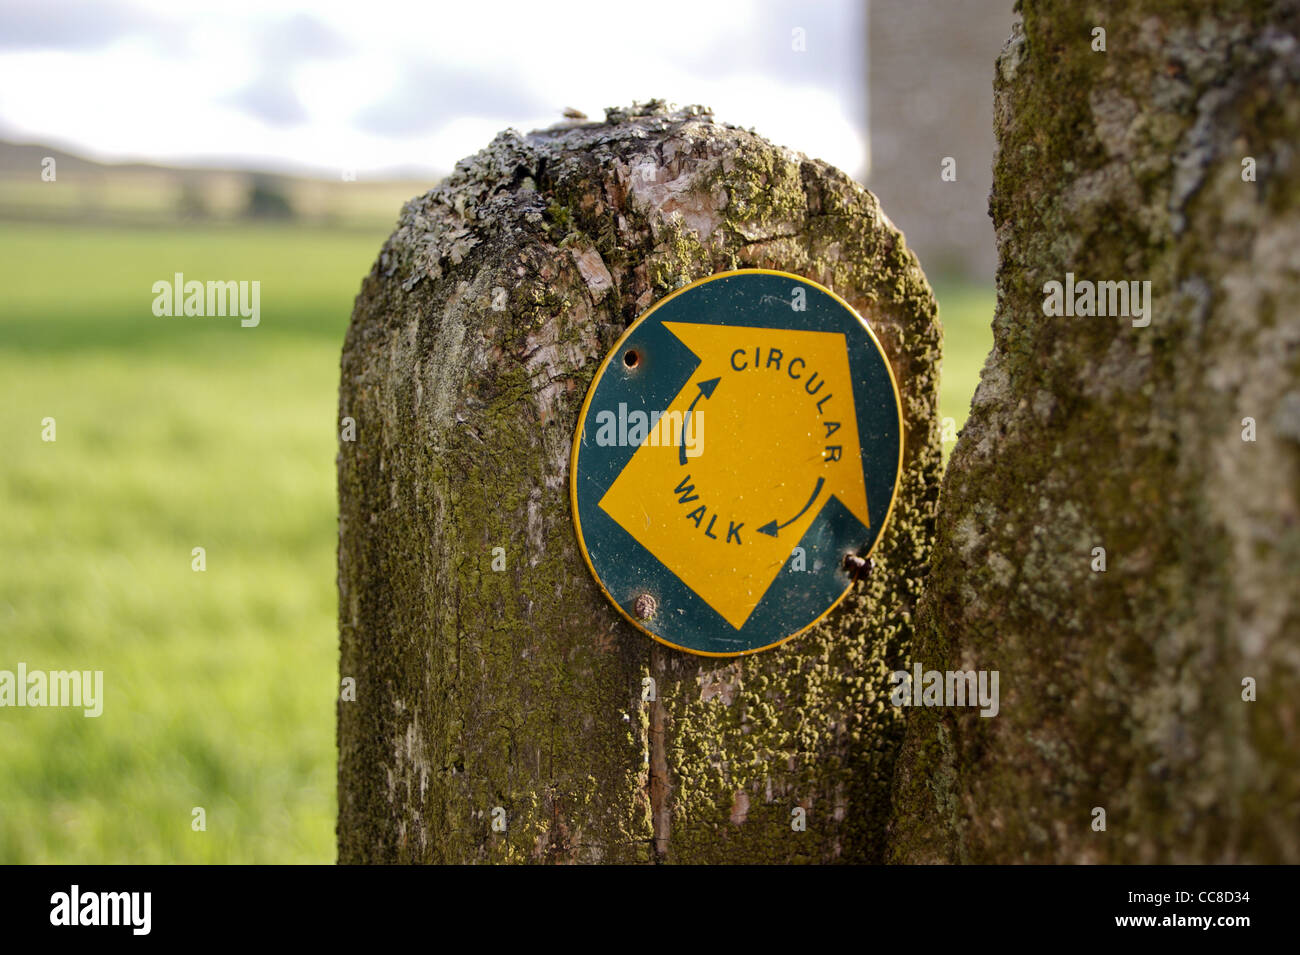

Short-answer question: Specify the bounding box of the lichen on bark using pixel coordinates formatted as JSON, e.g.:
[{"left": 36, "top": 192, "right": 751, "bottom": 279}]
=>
[
  {"left": 337, "top": 101, "right": 940, "bottom": 863},
  {"left": 890, "top": 2, "right": 1300, "bottom": 863}
]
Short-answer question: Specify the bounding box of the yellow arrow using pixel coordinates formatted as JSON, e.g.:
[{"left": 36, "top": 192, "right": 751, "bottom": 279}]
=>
[{"left": 597, "top": 321, "right": 869, "bottom": 630}]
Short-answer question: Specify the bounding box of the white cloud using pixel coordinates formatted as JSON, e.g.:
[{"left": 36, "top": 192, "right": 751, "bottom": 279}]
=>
[{"left": 0, "top": 0, "right": 865, "bottom": 177}]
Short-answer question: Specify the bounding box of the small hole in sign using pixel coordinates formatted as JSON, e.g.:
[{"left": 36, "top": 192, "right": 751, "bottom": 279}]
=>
[{"left": 623, "top": 349, "right": 640, "bottom": 368}]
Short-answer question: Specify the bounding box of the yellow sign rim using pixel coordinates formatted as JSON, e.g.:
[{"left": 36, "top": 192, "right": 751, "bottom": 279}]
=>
[{"left": 568, "top": 267, "right": 905, "bottom": 658}]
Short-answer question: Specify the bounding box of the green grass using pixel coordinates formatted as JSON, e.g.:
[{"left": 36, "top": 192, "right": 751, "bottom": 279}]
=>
[
  {"left": 934, "top": 277, "right": 996, "bottom": 452},
  {"left": 0, "top": 222, "right": 387, "bottom": 863},
  {"left": 0, "top": 220, "right": 993, "bottom": 863}
]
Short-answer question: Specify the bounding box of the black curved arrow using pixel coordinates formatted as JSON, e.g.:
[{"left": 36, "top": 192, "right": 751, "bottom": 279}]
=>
[
  {"left": 756, "top": 477, "right": 825, "bottom": 537},
  {"left": 679, "top": 377, "right": 721, "bottom": 465}
]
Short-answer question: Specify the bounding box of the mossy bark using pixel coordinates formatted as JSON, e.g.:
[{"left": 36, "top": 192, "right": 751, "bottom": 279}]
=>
[
  {"left": 337, "top": 102, "right": 940, "bottom": 863},
  {"left": 890, "top": 2, "right": 1300, "bottom": 863}
]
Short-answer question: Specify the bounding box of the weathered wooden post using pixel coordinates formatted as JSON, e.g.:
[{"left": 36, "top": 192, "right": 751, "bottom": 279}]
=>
[
  {"left": 337, "top": 102, "right": 940, "bottom": 863},
  {"left": 891, "top": 4, "right": 1300, "bottom": 862}
]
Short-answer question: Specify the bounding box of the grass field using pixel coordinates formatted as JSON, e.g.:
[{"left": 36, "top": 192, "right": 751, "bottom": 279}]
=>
[
  {"left": 0, "top": 220, "right": 992, "bottom": 863},
  {"left": 933, "top": 277, "right": 995, "bottom": 442}
]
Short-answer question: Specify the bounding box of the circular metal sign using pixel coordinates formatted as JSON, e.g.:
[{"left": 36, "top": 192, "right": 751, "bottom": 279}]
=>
[{"left": 569, "top": 269, "right": 902, "bottom": 656}]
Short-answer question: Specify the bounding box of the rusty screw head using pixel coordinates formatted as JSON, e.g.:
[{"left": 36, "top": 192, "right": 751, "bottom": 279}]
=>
[
  {"left": 843, "top": 554, "right": 873, "bottom": 580},
  {"left": 634, "top": 593, "right": 657, "bottom": 620}
]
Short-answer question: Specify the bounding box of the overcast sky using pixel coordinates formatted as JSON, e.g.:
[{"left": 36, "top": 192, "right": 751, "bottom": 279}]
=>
[{"left": 0, "top": 0, "right": 867, "bottom": 179}]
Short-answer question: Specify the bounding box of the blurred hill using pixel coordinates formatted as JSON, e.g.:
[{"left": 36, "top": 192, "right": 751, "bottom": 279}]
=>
[{"left": 0, "top": 140, "right": 440, "bottom": 231}]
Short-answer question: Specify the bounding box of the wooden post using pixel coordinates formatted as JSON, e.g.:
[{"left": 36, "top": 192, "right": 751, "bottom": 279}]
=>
[{"left": 337, "top": 102, "right": 940, "bottom": 863}]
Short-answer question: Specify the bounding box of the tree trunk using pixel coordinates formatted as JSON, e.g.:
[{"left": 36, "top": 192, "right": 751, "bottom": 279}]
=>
[
  {"left": 337, "top": 102, "right": 940, "bottom": 863},
  {"left": 890, "top": 2, "right": 1300, "bottom": 863}
]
